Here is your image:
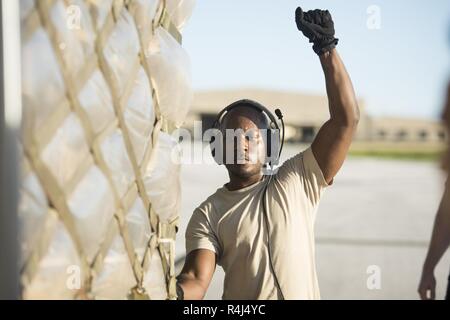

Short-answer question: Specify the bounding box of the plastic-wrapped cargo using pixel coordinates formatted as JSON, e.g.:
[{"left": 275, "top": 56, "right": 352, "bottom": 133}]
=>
[
  {"left": 20, "top": 0, "right": 35, "bottom": 22},
  {"left": 100, "top": 129, "right": 136, "bottom": 198},
  {"left": 143, "top": 131, "right": 181, "bottom": 223},
  {"left": 18, "top": 165, "right": 49, "bottom": 267},
  {"left": 129, "top": 0, "right": 160, "bottom": 45},
  {"left": 21, "top": 28, "right": 67, "bottom": 139},
  {"left": 19, "top": 0, "right": 195, "bottom": 300},
  {"left": 146, "top": 26, "right": 193, "bottom": 127},
  {"left": 67, "top": 166, "right": 116, "bottom": 262},
  {"left": 102, "top": 9, "right": 141, "bottom": 98},
  {"left": 78, "top": 69, "right": 116, "bottom": 135},
  {"left": 123, "top": 67, "right": 156, "bottom": 165},
  {"left": 48, "top": 0, "right": 95, "bottom": 77},
  {"left": 41, "top": 113, "right": 90, "bottom": 189},
  {"left": 22, "top": 218, "right": 81, "bottom": 300},
  {"left": 91, "top": 234, "right": 137, "bottom": 299},
  {"left": 125, "top": 197, "right": 152, "bottom": 262},
  {"left": 142, "top": 249, "right": 168, "bottom": 299},
  {"left": 166, "top": 0, "right": 196, "bottom": 31},
  {"left": 86, "top": 0, "right": 114, "bottom": 31}
]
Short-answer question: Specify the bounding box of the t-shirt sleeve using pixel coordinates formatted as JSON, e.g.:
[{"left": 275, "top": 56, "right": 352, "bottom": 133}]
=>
[
  {"left": 275, "top": 147, "right": 330, "bottom": 208},
  {"left": 185, "top": 207, "right": 221, "bottom": 258}
]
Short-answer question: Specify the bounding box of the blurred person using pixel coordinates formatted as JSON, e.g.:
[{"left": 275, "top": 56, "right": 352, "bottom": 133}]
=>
[
  {"left": 418, "top": 83, "right": 450, "bottom": 300},
  {"left": 176, "top": 7, "right": 359, "bottom": 299}
]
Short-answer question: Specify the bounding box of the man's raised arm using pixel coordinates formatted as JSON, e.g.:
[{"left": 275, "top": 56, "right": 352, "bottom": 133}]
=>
[{"left": 295, "top": 8, "right": 360, "bottom": 184}]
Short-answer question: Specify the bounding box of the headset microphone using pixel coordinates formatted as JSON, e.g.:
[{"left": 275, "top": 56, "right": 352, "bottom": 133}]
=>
[
  {"left": 274, "top": 109, "right": 285, "bottom": 166},
  {"left": 274, "top": 108, "right": 283, "bottom": 119}
]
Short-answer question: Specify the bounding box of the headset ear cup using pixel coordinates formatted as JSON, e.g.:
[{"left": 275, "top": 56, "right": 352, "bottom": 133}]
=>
[
  {"left": 217, "top": 137, "right": 224, "bottom": 165},
  {"left": 210, "top": 135, "right": 215, "bottom": 158},
  {"left": 266, "top": 129, "right": 272, "bottom": 164},
  {"left": 267, "top": 127, "right": 280, "bottom": 166},
  {"left": 210, "top": 129, "right": 224, "bottom": 165}
]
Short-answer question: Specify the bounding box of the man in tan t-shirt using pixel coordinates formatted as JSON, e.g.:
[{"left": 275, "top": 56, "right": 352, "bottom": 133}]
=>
[{"left": 176, "top": 7, "right": 360, "bottom": 299}]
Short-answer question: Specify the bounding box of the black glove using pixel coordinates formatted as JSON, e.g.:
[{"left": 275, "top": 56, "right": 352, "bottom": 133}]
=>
[{"left": 295, "top": 7, "right": 338, "bottom": 56}]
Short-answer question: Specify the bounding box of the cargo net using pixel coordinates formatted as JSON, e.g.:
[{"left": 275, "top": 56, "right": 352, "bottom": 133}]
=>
[{"left": 19, "top": 0, "right": 195, "bottom": 299}]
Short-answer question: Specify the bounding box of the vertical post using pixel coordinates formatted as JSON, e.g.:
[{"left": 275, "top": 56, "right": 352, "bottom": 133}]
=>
[{"left": 0, "top": 0, "right": 21, "bottom": 299}]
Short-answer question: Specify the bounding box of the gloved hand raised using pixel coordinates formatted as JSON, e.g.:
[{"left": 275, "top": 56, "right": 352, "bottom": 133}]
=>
[{"left": 295, "top": 7, "right": 338, "bottom": 56}]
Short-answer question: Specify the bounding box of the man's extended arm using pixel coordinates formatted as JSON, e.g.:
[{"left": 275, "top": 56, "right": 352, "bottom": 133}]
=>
[
  {"left": 176, "top": 249, "right": 216, "bottom": 300},
  {"left": 295, "top": 8, "right": 359, "bottom": 184},
  {"left": 418, "top": 182, "right": 450, "bottom": 300}
]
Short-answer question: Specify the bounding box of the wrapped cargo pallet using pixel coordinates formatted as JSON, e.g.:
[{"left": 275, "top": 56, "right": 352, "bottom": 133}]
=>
[{"left": 19, "top": 0, "right": 195, "bottom": 300}]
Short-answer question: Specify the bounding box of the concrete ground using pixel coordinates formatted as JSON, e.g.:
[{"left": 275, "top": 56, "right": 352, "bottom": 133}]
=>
[{"left": 175, "top": 142, "right": 450, "bottom": 299}]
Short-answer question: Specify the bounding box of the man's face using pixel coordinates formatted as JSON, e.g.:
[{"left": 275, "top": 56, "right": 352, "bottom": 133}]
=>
[{"left": 221, "top": 108, "right": 267, "bottom": 179}]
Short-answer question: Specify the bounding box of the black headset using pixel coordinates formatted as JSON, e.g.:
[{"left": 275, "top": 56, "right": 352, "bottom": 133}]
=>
[
  {"left": 209, "top": 99, "right": 285, "bottom": 169},
  {"left": 209, "top": 99, "right": 286, "bottom": 299}
]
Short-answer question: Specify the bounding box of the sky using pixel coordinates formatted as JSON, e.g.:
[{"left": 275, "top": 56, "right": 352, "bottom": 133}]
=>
[{"left": 182, "top": 0, "right": 450, "bottom": 120}]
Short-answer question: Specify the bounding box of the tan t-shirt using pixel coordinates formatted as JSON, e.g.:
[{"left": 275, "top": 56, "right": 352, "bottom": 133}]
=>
[{"left": 185, "top": 147, "right": 330, "bottom": 299}]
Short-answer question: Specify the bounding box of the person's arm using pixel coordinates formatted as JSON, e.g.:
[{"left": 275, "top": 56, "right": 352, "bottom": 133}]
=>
[
  {"left": 295, "top": 8, "right": 359, "bottom": 184},
  {"left": 312, "top": 49, "right": 359, "bottom": 184},
  {"left": 176, "top": 249, "right": 216, "bottom": 300},
  {"left": 418, "top": 181, "right": 450, "bottom": 300}
]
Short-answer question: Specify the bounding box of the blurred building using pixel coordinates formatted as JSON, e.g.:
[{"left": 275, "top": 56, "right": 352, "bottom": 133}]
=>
[
  {"left": 370, "top": 117, "right": 446, "bottom": 143},
  {"left": 184, "top": 89, "right": 446, "bottom": 144}
]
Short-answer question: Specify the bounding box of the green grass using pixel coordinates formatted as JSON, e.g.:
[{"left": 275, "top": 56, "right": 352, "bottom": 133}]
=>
[{"left": 348, "top": 149, "right": 443, "bottom": 161}]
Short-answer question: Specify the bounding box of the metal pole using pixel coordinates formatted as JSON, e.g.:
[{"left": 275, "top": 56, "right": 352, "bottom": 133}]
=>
[{"left": 0, "top": 0, "right": 21, "bottom": 300}]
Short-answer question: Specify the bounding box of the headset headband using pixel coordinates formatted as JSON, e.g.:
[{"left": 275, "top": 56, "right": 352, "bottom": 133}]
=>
[{"left": 212, "top": 99, "right": 280, "bottom": 132}]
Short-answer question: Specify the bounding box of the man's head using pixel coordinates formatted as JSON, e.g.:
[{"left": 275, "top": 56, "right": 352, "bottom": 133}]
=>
[{"left": 219, "top": 103, "right": 269, "bottom": 179}]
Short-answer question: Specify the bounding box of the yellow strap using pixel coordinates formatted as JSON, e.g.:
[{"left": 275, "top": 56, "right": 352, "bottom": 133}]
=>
[{"left": 155, "top": 1, "right": 183, "bottom": 44}]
